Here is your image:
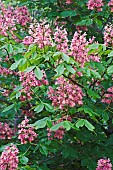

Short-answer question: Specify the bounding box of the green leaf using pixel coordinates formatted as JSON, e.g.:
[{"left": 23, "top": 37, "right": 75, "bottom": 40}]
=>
[
  {"left": 10, "top": 63, "right": 18, "bottom": 70},
  {"left": 87, "top": 89, "right": 100, "bottom": 99},
  {"left": 55, "top": 64, "right": 64, "bottom": 76},
  {"left": 2, "top": 104, "right": 14, "bottom": 113},
  {"left": 53, "top": 51, "right": 62, "bottom": 60},
  {"left": 44, "top": 103, "right": 54, "bottom": 112},
  {"left": 50, "top": 122, "right": 64, "bottom": 131},
  {"left": 76, "top": 119, "right": 85, "bottom": 128},
  {"left": 76, "top": 19, "right": 93, "bottom": 26},
  {"left": 25, "top": 66, "right": 35, "bottom": 73},
  {"left": 24, "top": 51, "right": 33, "bottom": 59},
  {"left": 34, "top": 67, "right": 43, "bottom": 80},
  {"left": 61, "top": 10, "right": 76, "bottom": 17},
  {"left": 20, "top": 165, "right": 36, "bottom": 170},
  {"left": 16, "top": 91, "right": 21, "bottom": 99},
  {"left": 108, "top": 51, "right": 113, "bottom": 57},
  {"left": 63, "top": 121, "right": 71, "bottom": 131},
  {"left": 20, "top": 156, "right": 29, "bottom": 165},
  {"left": 84, "top": 120, "right": 95, "bottom": 131},
  {"left": 89, "top": 43, "right": 99, "bottom": 50},
  {"left": 34, "top": 103, "right": 44, "bottom": 113},
  {"left": 102, "top": 111, "right": 109, "bottom": 121},
  {"left": 62, "top": 146, "right": 78, "bottom": 158},
  {"left": 91, "top": 70, "right": 101, "bottom": 79},
  {"left": 7, "top": 44, "right": 13, "bottom": 54},
  {"left": 50, "top": 0, "right": 57, "bottom": 2},
  {"left": 40, "top": 146, "right": 48, "bottom": 156},
  {"left": 33, "top": 117, "right": 48, "bottom": 129},
  {"left": 107, "top": 65, "right": 113, "bottom": 75},
  {"left": 10, "top": 59, "right": 23, "bottom": 70},
  {"left": 62, "top": 53, "right": 69, "bottom": 62},
  {"left": 65, "top": 64, "right": 76, "bottom": 74}
]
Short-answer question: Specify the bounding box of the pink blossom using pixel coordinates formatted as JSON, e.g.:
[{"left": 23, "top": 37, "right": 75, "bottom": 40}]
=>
[
  {"left": 23, "top": 36, "right": 33, "bottom": 45},
  {"left": 14, "top": 6, "right": 31, "bottom": 26},
  {"left": 48, "top": 77, "right": 84, "bottom": 110},
  {"left": 0, "top": 3, "right": 30, "bottom": 42},
  {"left": 0, "top": 66, "right": 14, "bottom": 76},
  {"left": 28, "top": 22, "right": 52, "bottom": 48},
  {"left": 70, "top": 31, "right": 100, "bottom": 67},
  {"left": 66, "top": 0, "right": 73, "bottom": 4},
  {"left": 108, "top": 0, "right": 113, "bottom": 12},
  {"left": 102, "top": 86, "right": 113, "bottom": 104},
  {"left": 54, "top": 27, "right": 69, "bottom": 53},
  {"left": 96, "top": 158, "right": 112, "bottom": 170},
  {"left": 19, "top": 70, "right": 48, "bottom": 101},
  {"left": 87, "top": 0, "right": 104, "bottom": 12},
  {"left": 0, "top": 144, "right": 19, "bottom": 170},
  {"left": 104, "top": 24, "right": 113, "bottom": 46},
  {"left": 18, "top": 118, "right": 37, "bottom": 144},
  {"left": 0, "top": 122, "right": 14, "bottom": 139}
]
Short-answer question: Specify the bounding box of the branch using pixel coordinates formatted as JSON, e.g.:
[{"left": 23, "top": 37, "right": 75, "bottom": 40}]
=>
[
  {"left": 38, "top": 153, "right": 61, "bottom": 164},
  {"left": 102, "top": 14, "right": 112, "bottom": 31},
  {"left": 4, "top": 48, "right": 10, "bottom": 58}
]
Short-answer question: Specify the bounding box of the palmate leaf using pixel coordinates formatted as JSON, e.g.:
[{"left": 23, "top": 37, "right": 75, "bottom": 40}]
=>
[{"left": 76, "top": 119, "right": 95, "bottom": 131}]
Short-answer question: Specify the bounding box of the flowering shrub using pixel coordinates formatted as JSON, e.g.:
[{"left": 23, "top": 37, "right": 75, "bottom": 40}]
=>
[{"left": 0, "top": 0, "right": 113, "bottom": 170}]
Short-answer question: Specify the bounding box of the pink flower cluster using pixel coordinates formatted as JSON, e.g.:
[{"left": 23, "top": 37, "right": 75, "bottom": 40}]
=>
[
  {"left": 18, "top": 118, "right": 37, "bottom": 144},
  {"left": 87, "top": 0, "right": 104, "bottom": 12},
  {"left": 0, "top": 3, "right": 30, "bottom": 38},
  {"left": 23, "top": 21, "right": 100, "bottom": 67},
  {"left": 0, "top": 144, "right": 19, "bottom": 170},
  {"left": 66, "top": 0, "right": 72, "bottom": 4},
  {"left": 0, "top": 66, "right": 16, "bottom": 76},
  {"left": 0, "top": 4, "right": 14, "bottom": 36},
  {"left": 102, "top": 86, "right": 113, "bottom": 104},
  {"left": 54, "top": 27, "right": 69, "bottom": 53},
  {"left": 23, "top": 36, "right": 33, "bottom": 45},
  {"left": 14, "top": 6, "right": 31, "bottom": 26},
  {"left": 19, "top": 70, "right": 48, "bottom": 101},
  {"left": 24, "top": 22, "right": 52, "bottom": 48},
  {"left": 108, "top": 0, "right": 113, "bottom": 12},
  {"left": 0, "top": 122, "right": 14, "bottom": 140},
  {"left": 70, "top": 31, "right": 99, "bottom": 67},
  {"left": 104, "top": 24, "right": 113, "bottom": 46},
  {"left": 47, "top": 116, "right": 72, "bottom": 140},
  {"left": 96, "top": 158, "right": 112, "bottom": 170},
  {"left": 48, "top": 76, "right": 84, "bottom": 110}
]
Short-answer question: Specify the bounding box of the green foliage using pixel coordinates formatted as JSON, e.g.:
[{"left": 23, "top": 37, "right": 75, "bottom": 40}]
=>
[{"left": 0, "top": 0, "right": 113, "bottom": 170}]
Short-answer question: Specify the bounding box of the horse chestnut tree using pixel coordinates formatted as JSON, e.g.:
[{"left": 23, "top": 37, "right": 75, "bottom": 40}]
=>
[{"left": 0, "top": 0, "right": 113, "bottom": 169}]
